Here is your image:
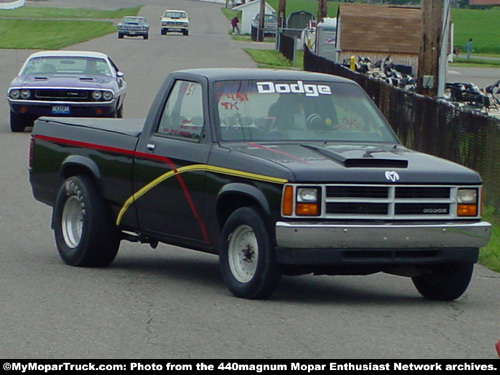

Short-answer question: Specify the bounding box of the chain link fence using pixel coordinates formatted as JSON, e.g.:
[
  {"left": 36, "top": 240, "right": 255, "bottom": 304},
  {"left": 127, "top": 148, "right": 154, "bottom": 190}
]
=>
[{"left": 304, "top": 47, "right": 500, "bottom": 213}]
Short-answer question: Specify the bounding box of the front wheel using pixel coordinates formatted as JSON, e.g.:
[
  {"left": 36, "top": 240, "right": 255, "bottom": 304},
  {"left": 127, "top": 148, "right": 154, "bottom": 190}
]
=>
[
  {"left": 219, "top": 207, "right": 282, "bottom": 299},
  {"left": 412, "top": 262, "right": 474, "bottom": 301},
  {"left": 10, "top": 111, "right": 31, "bottom": 132},
  {"left": 53, "top": 175, "right": 121, "bottom": 267}
]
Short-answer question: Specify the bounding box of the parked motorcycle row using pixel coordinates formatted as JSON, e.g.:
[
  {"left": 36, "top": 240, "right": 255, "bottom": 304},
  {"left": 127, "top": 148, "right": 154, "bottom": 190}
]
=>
[{"left": 343, "top": 56, "right": 500, "bottom": 114}]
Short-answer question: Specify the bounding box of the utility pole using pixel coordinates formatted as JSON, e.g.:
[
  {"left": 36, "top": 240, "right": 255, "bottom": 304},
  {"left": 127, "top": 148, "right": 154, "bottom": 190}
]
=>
[
  {"left": 278, "top": 0, "right": 286, "bottom": 29},
  {"left": 417, "top": 0, "right": 443, "bottom": 97},
  {"left": 317, "top": 0, "right": 328, "bottom": 24},
  {"left": 258, "top": 0, "right": 266, "bottom": 42}
]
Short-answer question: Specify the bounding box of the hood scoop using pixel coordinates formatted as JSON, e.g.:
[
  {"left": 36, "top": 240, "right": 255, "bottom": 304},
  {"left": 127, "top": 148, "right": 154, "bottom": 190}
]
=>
[
  {"left": 79, "top": 77, "right": 95, "bottom": 81},
  {"left": 344, "top": 158, "right": 408, "bottom": 168},
  {"left": 301, "top": 144, "right": 408, "bottom": 169}
]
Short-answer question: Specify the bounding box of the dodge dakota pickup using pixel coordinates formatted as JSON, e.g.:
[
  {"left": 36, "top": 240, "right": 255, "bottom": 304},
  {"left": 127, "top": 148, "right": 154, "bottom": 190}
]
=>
[{"left": 29, "top": 68, "right": 491, "bottom": 300}]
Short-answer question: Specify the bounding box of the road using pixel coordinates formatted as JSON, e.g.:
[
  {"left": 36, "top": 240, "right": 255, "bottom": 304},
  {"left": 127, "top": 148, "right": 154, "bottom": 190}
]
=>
[{"left": 0, "top": 0, "right": 499, "bottom": 359}]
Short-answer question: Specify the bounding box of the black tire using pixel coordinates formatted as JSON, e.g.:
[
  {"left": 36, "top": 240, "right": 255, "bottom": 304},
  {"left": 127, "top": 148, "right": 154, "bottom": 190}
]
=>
[
  {"left": 53, "top": 175, "right": 121, "bottom": 267},
  {"left": 144, "top": 33, "right": 149, "bottom": 40},
  {"left": 10, "top": 111, "right": 30, "bottom": 132},
  {"left": 118, "top": 33, "right": 123, "bottom": 39},
  {"left": 161, "top": 29, "right": 166, "bottom": 35},
  {"left": 115, "top": 105, "right": 124, "bottom": 118},
  {"left": 412, "top": 262, "right": 474, "bottom": 301},
  {"left": 183, "top": 30, "right": 189, "bottom": 36},
  {"left": 219, "top": 207, "right": 282, "bottom": 299}
]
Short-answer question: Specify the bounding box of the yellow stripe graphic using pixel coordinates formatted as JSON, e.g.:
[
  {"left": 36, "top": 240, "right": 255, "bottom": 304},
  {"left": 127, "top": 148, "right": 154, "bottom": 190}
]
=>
[{"left": 116, "top": 164, "right": 288, "bottom": 225}]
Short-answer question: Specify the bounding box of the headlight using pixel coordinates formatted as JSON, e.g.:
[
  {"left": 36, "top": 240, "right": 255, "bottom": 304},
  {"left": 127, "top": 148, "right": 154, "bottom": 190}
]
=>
[
  {"left": 92, "top": 91, "right": 102, "bottom": 100},
  {"left": 282, "top": 185, "right": 321, "bottom": 217},
  {"left": 297, "top": 188, "right": 318, "bottom": 202},
  {"left": 9, "top": 89, "right": 20, "bottom": 99},
  {"left": 457, "top": 189, "right": 477, "bottom": 204},
  {"left": 20, "top": 89, "right": 31, "bottom": 99},
  {"left": 102, "top": 91, "right": 113, "bottom": 101},
  {"left": 457, "top": 188, "right": 478, "bottom": 217}
]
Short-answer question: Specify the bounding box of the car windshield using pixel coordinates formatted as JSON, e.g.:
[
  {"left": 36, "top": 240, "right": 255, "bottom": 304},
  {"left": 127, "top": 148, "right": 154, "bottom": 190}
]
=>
[
  {"left": 21, "top": 56, "right": 113, "bottom": 76},
  {"left": 214, "top": 79, "right": 398, "bottom": 143},
  {"left": 122, "top": 17, "right": 144, "bottom": 25},
  {"left": 164, "top": 11, "right": 186, "bottom": 18}
]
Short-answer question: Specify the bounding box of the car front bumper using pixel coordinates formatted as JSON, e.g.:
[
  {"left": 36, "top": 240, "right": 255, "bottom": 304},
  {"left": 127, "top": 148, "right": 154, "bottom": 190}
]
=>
[
  {"left": 9, "top": 100, "right": 119, "bottom": 118},
  {"left": 275, "top": 221, "right": 491, "bottom": 265}
]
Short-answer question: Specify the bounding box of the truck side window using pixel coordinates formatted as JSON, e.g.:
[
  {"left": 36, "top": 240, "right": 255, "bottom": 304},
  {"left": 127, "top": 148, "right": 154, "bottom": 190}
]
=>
[{"left": 157, "top": 80, "right": 204, "bottom": 141}]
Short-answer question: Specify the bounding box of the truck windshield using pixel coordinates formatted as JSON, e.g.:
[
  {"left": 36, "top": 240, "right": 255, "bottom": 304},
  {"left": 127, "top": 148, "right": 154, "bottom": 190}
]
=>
[{"left": 214, "top": 79, "right": 398, "bottom": 143}]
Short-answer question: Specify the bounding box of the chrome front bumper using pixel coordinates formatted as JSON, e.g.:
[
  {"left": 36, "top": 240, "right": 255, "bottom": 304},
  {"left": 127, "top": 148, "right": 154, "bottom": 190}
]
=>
[{"left": 275, "top": 221, "right": 491, "bottom": 249}]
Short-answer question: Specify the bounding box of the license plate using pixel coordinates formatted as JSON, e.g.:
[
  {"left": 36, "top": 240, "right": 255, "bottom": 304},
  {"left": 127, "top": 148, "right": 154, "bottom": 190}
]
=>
[{"left": 52, "top": 105, "right": 70, "bottom": 114}]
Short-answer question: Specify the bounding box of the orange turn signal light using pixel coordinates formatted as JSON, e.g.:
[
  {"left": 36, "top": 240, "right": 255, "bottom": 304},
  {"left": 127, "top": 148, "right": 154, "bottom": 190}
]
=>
[
  {"left": 282, "top": 185, "right": 293, "bottom": 216},
  {"left": 296, "top": 203, "right": 319, "bottom": 216},
  {"left": 457, "top": 204, "right": 477, "bottom": 217}
]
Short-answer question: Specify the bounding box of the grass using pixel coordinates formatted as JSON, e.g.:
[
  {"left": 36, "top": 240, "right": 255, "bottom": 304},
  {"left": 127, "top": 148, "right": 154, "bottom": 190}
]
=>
[
  {"left": 480, "top": 208, "right": 500, "bottom": 272},
  {"left": 0, "top": 6, "right": 140, "bottom": 49},
  {"left": 0, "top": 6, "right": 140, "bottom": 19},
  {"left": 450, "top": 56, "right": 500, "bottom": 68},
  {"left": 0, "top": 19, "right": 117, "bottom": 49},
  {"left": 451, "top": 8, "right": 500, "bottom": 55}
]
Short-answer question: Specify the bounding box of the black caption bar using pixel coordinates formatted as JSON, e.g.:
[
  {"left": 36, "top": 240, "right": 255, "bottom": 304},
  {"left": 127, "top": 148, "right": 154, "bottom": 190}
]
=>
[{"left": 2, "top": 360, "right": 498, "bottom": 374}]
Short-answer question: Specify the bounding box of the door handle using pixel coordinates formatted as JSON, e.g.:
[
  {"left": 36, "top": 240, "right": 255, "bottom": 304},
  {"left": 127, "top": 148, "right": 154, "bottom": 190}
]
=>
[{"left": 146, "top": 143, "right": 156, "bottom": 152}]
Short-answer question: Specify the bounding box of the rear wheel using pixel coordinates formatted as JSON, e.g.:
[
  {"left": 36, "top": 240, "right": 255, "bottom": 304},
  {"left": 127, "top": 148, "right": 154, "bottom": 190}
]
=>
[
  {"left": 53, "top": 175, "right": 121, "bottom": 267},
  {"left": 219, "top": 207, "right": 282, "bottom": 299},
  {"left": 412, "top": 262, "right": 474, "bottom": 301}
]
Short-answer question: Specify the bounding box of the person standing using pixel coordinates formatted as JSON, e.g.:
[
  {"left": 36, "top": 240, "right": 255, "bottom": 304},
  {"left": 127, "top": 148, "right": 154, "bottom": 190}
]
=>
[
  {"left": 466, "top": 38, "right": 473, "bottom": 59},
  {"left": 231, "top": 16, "right": 240, "bottom": 35}
]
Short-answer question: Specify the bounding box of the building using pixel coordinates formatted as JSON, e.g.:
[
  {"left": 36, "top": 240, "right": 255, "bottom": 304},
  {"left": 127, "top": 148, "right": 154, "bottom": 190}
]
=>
[
  {"left": 335, "top": 3, "right": 421, "bottom": 73},
  {"left": 233, "top": 1, "right": 275, "bottom": 35}
]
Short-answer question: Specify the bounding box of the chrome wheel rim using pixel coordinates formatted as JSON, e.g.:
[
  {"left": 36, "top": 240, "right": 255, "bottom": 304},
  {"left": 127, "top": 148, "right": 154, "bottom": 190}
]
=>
[
  {"left": 228, "top": 225, "right": 258, "bottom": 283},
  {"left": 62, "top": 196, "right": 83, "bottom": 248}
]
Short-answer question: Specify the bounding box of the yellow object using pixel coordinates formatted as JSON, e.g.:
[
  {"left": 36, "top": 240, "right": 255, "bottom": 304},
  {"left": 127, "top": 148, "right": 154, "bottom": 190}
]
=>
[{"left": 350, "top": 55, "right": 355, "bottom": 71}]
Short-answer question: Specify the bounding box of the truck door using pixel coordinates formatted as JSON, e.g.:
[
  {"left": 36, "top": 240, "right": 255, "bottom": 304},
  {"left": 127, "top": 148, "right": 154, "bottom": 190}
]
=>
[{"left": 132, "top": 79, "right": 211, "bottom": 247}]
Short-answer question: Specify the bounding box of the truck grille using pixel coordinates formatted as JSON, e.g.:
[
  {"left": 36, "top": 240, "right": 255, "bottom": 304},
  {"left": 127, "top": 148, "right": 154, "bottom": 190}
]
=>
[
  {"left": 324, "top": 185, "right": 454, "bottom": 219},
  {"left": 35, "top": 89, "right": 89, "bottom": 101}
]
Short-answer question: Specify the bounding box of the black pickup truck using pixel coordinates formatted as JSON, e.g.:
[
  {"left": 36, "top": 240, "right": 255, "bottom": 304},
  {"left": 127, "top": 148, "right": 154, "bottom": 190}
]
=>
[{"left": 29, "top": 68, "right": 491, "bottom": 300}]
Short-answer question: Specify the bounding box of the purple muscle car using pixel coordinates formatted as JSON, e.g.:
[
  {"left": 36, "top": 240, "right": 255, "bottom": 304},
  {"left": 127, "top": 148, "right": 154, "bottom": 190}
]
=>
[{"left": 7, "top": 51, "right": 127, "bottom": 132}]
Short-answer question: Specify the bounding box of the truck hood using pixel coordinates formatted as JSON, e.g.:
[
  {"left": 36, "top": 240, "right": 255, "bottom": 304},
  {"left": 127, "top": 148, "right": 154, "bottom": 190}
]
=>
[
  {"left": 230, "top": 142, "right": 481, "bottom": 184},
  {"left": 11, "top": 75, "right": 113, "bottom": 89}
]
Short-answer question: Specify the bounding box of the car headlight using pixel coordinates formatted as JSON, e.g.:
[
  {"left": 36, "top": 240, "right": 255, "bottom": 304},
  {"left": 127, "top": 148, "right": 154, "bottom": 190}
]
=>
[
  {"left": 297, "top": 188, "right": 318, "bottom": 203},
  {"left": 92, "top": 91, "right": 102, "bottom": 100},
  {"left": 9, "top": 89, "right": 20, "bottom": 99},
  {"left": 282, "top": 185, "right": 321, "bottom": 217},
  {"left": 457, "top": 188, "right": 479, "bottom": 217},
  {"left": 20, "top": 89, "right": 31, "bottom": 99},
  {"left": 102, "top": 91, "right": 113, "bottom": 101}
]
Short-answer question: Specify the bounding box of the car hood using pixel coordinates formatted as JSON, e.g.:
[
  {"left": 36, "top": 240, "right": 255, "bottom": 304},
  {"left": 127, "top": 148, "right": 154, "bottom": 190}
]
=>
[
  {"left": 10, "top": 75, "right": 115, "bottom": 90},
  {"left": 228, "top": 142, "right": 481, "bottom": 184}
]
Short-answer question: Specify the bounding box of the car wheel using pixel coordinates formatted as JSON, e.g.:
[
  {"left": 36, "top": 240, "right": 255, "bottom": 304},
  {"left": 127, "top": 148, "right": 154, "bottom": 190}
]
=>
[
  {"left": 10, "top": 111, "right": 30, "bottom": 132},
  {"left": 219, "top": 207, "right": 282, "bottom": 299},
  {"left": 161, "top": 29, "right": 166, "bottom": 35},
  {"left": 412, "top": 262, "right": 474, "bottom": 301},
  {"left": 118, "top": 33, "right": 123, "bottom": 39},
  {"left": 144, "top": 33, "right": 149, "bottom": 40},
  {"left": 53, "top": 175, "right": 121, "bottom": 267},
  {"left": 183, "top": 30, "right": 189, "bottom": 36},
  {"left": 116, "top": 105, "right": 124, "bottom": 118}
]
